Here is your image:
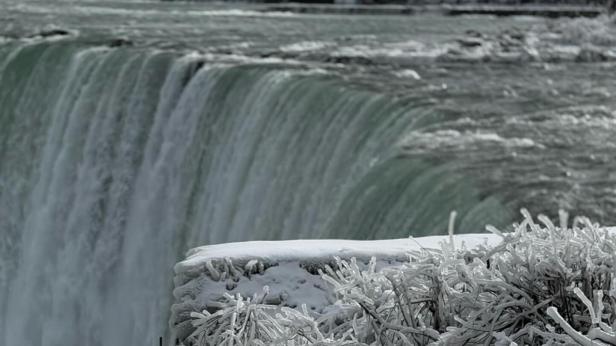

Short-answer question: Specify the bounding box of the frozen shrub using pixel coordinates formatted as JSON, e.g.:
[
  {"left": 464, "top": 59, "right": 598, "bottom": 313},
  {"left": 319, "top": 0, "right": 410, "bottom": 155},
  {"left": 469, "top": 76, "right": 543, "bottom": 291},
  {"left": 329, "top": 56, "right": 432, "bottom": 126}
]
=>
[
  {"left": 186, "top": 287, "right": 359, "bottom": 345},
  {"left": 187, "top": 210, "right": 616, "bottom": 345}
]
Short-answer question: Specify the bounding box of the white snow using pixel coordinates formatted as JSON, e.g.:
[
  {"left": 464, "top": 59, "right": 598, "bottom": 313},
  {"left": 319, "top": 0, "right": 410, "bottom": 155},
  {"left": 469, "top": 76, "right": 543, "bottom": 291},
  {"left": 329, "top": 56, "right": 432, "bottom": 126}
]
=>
[
  {"left": 171, "top": 230, "right": 616, "bottom": 342},
  {"left": 171, "top": 234, "right": 502, "bottom": 340},
  {"left": 176, "top": 234, "right": 500, "bottom": 271}
]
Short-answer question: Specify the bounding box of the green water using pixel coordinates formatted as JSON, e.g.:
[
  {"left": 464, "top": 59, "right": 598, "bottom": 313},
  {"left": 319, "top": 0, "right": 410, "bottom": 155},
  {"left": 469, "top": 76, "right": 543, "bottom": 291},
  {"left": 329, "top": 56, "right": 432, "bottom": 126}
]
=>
[{"left": 1, "top": 2, "right": 615, "bottom": 345}]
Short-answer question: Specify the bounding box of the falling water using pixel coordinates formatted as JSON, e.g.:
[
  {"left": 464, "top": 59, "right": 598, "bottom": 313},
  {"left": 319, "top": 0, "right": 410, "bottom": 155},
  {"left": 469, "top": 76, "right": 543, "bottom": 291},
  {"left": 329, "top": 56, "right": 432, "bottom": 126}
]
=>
[
  {"left": 3, "top": 4, "right": 616, "bottom": 340},
  {"left": 0, "top": 39, "right": 515, "bottom": 345}
]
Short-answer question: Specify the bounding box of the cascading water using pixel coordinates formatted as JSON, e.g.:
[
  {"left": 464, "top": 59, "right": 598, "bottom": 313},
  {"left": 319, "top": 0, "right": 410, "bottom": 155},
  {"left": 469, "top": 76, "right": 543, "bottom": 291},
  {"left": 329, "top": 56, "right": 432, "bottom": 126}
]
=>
[
  {"left": 0, "top": 40, "right": 513, "bottom": 345},
  {"left": 3, "top": 5, "right": 616, "bottom": 340}
]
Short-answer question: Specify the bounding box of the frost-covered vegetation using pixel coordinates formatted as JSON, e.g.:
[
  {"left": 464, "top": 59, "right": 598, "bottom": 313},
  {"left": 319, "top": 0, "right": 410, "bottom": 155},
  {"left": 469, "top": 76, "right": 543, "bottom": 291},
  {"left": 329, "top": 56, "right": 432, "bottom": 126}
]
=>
[{"left": 186, "top": 211, "right": 616, "bottom": 345}]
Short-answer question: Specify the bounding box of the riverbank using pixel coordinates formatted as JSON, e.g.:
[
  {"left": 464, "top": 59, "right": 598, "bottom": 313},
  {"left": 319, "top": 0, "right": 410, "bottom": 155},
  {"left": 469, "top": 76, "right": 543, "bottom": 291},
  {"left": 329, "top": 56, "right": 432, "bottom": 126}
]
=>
[{"left": 261, "top": 4, "right": 605, "bottom": 17}]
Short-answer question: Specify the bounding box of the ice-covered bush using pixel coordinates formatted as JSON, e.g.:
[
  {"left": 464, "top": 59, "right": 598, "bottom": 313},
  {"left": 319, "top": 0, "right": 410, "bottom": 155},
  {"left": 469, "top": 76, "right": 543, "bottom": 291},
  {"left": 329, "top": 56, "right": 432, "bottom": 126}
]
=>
[
  {"left": 187, "top": 210, "right": 616, "bottom": 345},
  {"left": 187, "top": 287, "right": 360, "bottom": 345}
]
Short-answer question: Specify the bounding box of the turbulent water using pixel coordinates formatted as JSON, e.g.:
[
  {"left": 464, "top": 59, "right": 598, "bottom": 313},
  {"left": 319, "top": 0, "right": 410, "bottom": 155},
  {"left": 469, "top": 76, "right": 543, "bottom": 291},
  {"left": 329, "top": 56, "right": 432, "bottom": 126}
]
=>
[{"left": 1, "top": 1, "right": 616, "bottom": 345}]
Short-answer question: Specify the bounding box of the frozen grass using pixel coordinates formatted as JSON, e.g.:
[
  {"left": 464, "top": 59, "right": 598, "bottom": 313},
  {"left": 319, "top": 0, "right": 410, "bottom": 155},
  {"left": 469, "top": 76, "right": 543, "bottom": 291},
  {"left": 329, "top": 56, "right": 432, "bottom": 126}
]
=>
[{"left": 186, "top": 210, "right": 616, "bottom": 345}]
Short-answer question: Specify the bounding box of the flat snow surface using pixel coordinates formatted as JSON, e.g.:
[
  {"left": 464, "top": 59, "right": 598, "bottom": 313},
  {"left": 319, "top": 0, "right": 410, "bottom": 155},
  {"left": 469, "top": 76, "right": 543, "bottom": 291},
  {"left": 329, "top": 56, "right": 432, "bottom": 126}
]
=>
[{"left": 176, "top": 234, "right": 502, "bottom": 272}]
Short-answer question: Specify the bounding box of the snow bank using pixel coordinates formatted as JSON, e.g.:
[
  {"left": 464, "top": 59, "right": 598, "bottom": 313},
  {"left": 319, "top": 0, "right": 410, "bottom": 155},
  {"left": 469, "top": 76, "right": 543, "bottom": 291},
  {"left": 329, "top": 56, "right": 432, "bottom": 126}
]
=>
[
  {"left": 177, "top": 234, "right": 501, "bottom": 269},
  {"left": 172, "top": 213, "right": 616, "bottom": 345},
  {"left": 171, "top": 234, "right": 500, "bottom": 341}
]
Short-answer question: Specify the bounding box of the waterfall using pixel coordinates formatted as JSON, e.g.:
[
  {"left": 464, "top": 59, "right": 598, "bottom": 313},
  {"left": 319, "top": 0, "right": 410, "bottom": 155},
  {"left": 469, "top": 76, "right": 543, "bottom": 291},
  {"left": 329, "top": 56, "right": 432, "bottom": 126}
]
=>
[{"left": 0, "top": 40, "right": 510, "bottom": 345}]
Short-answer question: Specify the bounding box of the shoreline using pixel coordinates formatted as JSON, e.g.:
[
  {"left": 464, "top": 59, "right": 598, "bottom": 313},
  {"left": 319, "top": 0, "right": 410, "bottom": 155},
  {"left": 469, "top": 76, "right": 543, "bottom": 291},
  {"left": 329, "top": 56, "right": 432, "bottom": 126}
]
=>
[{"left": 260, "top": 3, "right": 605, "bottom": 17}]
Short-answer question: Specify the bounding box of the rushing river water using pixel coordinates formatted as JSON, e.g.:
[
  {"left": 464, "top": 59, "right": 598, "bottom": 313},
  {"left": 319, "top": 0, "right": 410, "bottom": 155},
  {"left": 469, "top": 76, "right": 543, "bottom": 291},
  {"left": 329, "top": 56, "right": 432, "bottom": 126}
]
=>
[{"left": 1, "top": 1, "right": 615, "bottom": 345}]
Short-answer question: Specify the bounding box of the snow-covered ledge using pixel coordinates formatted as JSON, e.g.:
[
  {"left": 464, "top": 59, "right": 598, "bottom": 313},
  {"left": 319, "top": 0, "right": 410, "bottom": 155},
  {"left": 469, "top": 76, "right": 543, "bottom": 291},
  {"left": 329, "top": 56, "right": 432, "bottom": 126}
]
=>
[{"left": 170, "top": 234, "right": 502, "bottom": 341}]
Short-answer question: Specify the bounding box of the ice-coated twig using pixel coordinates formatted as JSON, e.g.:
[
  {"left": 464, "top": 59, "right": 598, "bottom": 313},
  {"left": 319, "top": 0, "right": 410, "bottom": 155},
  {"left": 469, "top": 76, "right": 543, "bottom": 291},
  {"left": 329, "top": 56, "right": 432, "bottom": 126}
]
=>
[
  {"left": 546, "top": 307, "right": 602, "bottom": 346},
  {"left": 205, "top": 259, "right": 221, "bottom": 281}
]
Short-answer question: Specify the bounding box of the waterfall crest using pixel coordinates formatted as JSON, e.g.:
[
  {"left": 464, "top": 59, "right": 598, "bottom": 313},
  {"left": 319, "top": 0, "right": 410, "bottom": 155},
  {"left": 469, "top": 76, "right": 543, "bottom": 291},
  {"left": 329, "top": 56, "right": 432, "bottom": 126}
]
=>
[{"left": 0, "top": 41, "right": 509, "bottom": 345}]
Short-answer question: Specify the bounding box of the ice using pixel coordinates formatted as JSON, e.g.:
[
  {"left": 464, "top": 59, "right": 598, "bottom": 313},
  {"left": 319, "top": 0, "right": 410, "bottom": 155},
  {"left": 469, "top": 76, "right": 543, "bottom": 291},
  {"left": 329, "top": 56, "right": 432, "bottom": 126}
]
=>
[
  {"left": 173, "top": 225, "right": 616, "bottom": 344},
  {"left": 177, "top": 234, "right": 500, "bottom": 270},
  {"left": 171, "top": 234, "right": 501, "bottom": 341}
]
